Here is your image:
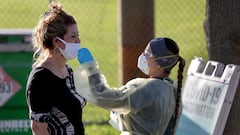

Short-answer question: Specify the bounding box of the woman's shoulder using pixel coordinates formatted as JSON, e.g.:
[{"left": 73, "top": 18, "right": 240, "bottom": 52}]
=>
[
  {"left": 33, "top": 66, "right": 52, "bottom": 74},
  {"left": 128, "top": 77, "right": 162, "bottom": 84},
  {"left": 26, "top": 67, "right": 54, "bottom": 90},
  {"left": 128, "top": 77, "right": 175, "bottom": 89},
  {"left": 127, "top": 78, "right": 146, "bottom": 83},
  {"left": 28, "top": 67, "right": 54, "bottom": 80},
  {"left": 125, "top": 78, "right": 153, "bottom": 87}
]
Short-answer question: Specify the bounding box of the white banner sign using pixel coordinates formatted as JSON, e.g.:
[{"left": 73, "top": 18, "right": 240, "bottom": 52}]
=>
[{"left": 176, "top": 57, "right": 240, "bottom": 135}]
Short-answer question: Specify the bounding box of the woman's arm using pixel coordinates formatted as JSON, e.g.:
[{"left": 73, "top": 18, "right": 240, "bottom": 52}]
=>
[
  {"left": 31, "top": 120, "right": 49, "bottom": 135},
  {"left": 74, "top": 48, "right": 153, "bottom": 113},
  {"left": 74, "top": 62, "right": 133, "bottom": 113},
  {"left": 74, "top": 62, "right": 153, "bottom": 114}
]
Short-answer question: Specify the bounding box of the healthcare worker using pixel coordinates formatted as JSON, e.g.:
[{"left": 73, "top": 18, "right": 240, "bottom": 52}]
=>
[{"left": 74, "top": 37, "right": 186, "bottom": 135}]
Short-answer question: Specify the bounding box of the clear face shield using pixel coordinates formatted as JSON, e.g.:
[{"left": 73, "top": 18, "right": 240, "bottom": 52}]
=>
[{"left": 137, "top": 51, "right": 179, "bottom": 75}]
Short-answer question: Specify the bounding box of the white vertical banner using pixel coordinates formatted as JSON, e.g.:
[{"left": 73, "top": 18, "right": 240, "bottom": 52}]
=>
[{"left": 176, "top": 57, "right": 240, "bottom": 135}]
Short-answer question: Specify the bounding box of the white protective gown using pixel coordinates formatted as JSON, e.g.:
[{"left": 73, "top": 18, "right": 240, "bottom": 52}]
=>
[{"left": 74, "top": 61, "right": 179, "bottom": 135}]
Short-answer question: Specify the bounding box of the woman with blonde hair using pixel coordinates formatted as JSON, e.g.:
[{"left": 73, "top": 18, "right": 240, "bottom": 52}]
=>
[{"left": 26, "top": 2, "right": 86, "bottom": 135}]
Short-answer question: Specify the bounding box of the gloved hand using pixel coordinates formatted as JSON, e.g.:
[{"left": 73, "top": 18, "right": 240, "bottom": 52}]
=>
[{"left": 77, "top": 48, "right": 94, "bottom": 64}]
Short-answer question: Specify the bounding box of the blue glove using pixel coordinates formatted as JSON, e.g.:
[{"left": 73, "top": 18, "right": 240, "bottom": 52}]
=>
[{"left": 77, "top": 48, "right": 94, "bottom": 64}]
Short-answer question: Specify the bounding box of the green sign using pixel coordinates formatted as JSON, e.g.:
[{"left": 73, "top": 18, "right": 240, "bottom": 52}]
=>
[{"left": 0, "top": 52, "right": 33, "bottom": 135}]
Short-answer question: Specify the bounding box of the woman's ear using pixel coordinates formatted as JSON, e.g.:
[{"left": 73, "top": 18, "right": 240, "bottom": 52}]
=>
[
  {"left": 53, "top": 37, "right": 64, "bottom": 48},
  {"left": 53, "top": 37, "right": 59, "bottom": 45}
]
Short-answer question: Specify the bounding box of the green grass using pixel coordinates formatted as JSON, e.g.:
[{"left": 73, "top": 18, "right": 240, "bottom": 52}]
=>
[{"left": 0, "top": 0, "right": 207, "bottom": 135}]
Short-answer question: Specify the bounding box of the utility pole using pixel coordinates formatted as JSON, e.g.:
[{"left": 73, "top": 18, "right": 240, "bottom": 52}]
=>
[{"left": 118, "top": 0, "right": 154, "bottom": 84}]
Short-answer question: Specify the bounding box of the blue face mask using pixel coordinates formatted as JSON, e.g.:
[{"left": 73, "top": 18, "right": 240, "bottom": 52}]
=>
[{"left": 57, "top": 37, "right": 81, "bottom": 60}]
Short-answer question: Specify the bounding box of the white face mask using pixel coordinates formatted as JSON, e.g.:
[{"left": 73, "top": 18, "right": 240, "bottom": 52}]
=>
[
  {"left": 137, "top": 53, "right": 149, "bottom": 75},
  {"left": 56, "top": 37, "right": 80, "bottom": 60}
]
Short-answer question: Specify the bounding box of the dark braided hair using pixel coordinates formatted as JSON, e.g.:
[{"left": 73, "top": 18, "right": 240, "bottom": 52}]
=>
[{"left": 170, "top": 56, "right": 185, "bottom": 135}]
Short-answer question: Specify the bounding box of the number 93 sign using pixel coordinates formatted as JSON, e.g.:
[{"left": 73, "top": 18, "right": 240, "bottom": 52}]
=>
[{"left": 0, "top": 67, "right": 21, "bottom": 107}]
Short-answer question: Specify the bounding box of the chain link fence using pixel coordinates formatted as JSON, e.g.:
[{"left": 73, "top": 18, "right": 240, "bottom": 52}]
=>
[
  {"left": 0, "top": 0, "right": 207, "bottom": 83},
  {"left": 0, "top": 0, "right": 206, "bottom": 134}
]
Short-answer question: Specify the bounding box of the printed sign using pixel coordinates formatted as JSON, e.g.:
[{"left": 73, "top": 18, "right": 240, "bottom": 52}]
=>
[
  {"left": 0, "top": 67, "right": 21, "bottom": 107},
  {"left": 0, "top": 119, "right": 30, "bottom": 133},
  {"left": 176, "top": 57, "right": 240, "bottom": 135}
]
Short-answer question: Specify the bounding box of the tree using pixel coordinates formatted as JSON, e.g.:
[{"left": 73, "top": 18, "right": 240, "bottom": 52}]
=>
[{"left": 204, "top": 0, "right": 240, "bottom": 134}]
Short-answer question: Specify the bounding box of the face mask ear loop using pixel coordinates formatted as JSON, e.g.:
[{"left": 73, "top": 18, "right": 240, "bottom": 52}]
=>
[
  {"left": 161, "top": 58, "right": 179, "bottom": 70},
  {"left": 55, "top": 37, "right": 68, "bottom": 52},
  {"left": 157, "top": 55, "right": 179, "bottom": 70},
  {"left": 56, "top": 37, "right": 67, "bottom": 44},
  {"left": 154, "top": 54, "right": 179, "bottom": 61},
  {"left": 53, "top": 46, "right": 61, "bottom": 55}
]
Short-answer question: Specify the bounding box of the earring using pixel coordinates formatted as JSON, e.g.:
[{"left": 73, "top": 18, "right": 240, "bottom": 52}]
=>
[{"left": 53, "top": 46, "right": 59, "bottom": 54}]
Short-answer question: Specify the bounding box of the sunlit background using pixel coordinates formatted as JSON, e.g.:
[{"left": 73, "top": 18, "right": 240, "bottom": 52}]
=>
[{"left": 0, "top": 0, "right": 207, "bottom": 134}]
